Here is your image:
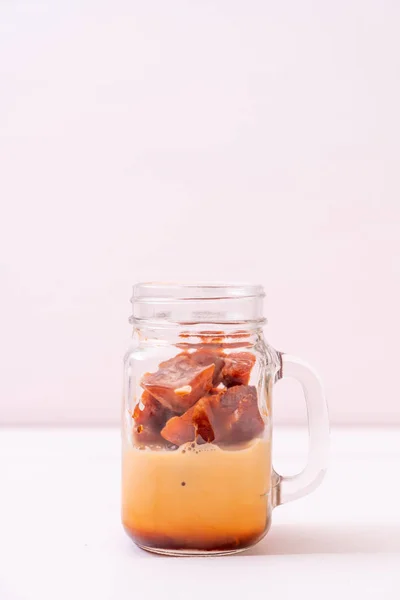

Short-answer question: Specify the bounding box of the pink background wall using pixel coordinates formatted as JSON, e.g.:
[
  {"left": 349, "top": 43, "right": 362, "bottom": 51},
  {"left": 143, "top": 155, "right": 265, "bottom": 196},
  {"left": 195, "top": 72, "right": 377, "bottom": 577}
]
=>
[{"left": 1, "top": 1, "right": 399, "bottom": 425}]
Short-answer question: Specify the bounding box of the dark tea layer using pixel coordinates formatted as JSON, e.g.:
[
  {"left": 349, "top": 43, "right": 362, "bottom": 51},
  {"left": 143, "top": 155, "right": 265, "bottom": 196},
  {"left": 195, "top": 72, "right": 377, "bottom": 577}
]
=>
[{"left": 123, "top": 523, "right": 269, "bottom": 553}]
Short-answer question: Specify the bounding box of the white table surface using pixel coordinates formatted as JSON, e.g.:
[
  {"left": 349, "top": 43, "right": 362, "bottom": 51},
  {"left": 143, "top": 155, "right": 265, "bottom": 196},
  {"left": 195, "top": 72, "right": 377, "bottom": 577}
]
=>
[{"left": 1, "top": 426, "right": 399, "bottom": 600}]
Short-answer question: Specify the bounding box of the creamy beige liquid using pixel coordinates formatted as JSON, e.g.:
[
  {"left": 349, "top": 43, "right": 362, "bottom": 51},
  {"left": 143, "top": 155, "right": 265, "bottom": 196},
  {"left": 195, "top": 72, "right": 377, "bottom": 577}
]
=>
[{"left": 122, "top": 437, "right": 271, "bottom": 551}]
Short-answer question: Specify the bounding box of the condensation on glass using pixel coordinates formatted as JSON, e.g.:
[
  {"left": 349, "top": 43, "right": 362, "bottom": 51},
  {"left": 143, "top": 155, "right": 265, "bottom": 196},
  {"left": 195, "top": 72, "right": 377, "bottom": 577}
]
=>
[{"left": 122, "top": 283, "right": 329, "bottom": 556}]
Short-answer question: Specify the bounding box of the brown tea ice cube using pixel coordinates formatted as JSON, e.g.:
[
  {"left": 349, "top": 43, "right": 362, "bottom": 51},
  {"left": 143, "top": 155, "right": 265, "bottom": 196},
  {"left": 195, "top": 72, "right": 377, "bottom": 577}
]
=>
[
  {"left": 160, "top": 405, "right": 196, "bottom": 446},
  {"left": 209, "top": 385, "right": 264, "bottom": 444},
  {"left": 220, "top": 352, "right": 256, "bottom": 387},
  {"left": 161, "top": 391, "right": 221, "bottom": 445},
  {"left": 222, "top": 387, "right": 264, "bottom": 443},
  {"left": 192, "top": 393, "right": 222, "bottom": 443},
  {"left": 191, "top": 349, "right": 225, "bottom": 386},
  {"left": 141, "top": 353, "right": 215, "bottom": 413},
  {"left": 132, "top": 391, "right": 172, "bottom": 445}
]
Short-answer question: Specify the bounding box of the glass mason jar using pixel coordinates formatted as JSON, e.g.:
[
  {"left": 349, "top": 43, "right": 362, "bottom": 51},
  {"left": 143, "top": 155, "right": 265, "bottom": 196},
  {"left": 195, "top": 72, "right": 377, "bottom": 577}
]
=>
[{"left": 122, "top": 283, "right": 329, "bottom": 556}]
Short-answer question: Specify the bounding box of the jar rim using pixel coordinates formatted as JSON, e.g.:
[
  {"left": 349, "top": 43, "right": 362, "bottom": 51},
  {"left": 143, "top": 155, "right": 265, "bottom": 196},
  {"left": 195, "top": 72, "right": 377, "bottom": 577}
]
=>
[{"left": 132, "top": 282, "right": 265, "bottom": 302}]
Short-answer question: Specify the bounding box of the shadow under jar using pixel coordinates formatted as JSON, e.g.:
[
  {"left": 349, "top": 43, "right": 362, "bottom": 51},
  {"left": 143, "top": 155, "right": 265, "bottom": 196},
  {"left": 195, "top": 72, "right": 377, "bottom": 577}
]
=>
[{"left": 122, "top": 283, "right": 329, "bottom": 556}]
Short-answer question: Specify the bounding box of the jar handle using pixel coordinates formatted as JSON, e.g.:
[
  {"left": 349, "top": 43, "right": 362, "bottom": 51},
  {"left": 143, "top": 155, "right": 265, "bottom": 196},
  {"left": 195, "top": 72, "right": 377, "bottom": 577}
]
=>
[{"left": 273, "top": 353, "right": 329, "bottom": 506}]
